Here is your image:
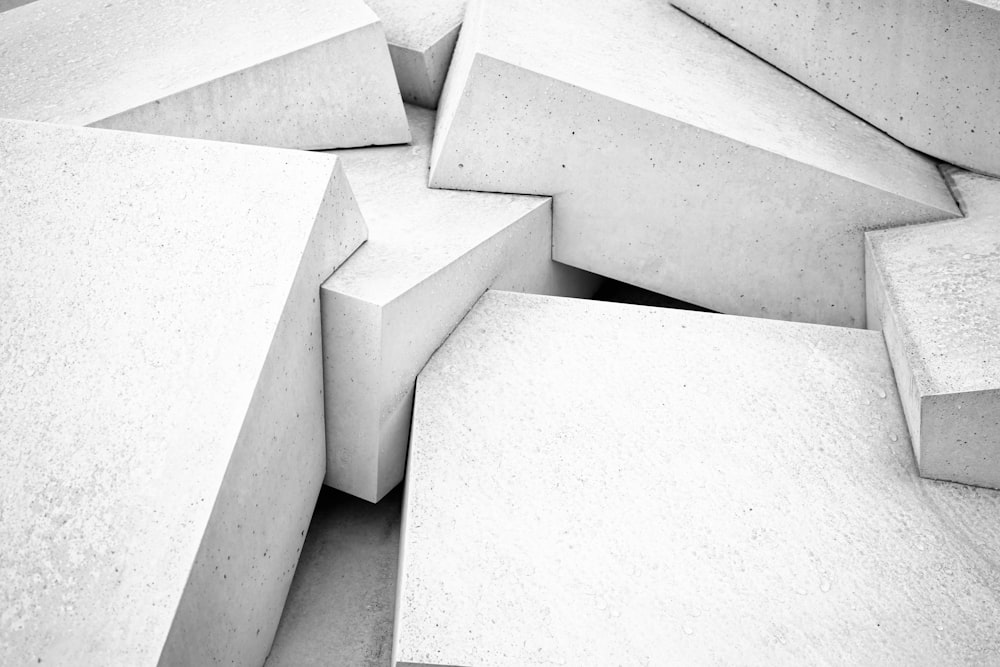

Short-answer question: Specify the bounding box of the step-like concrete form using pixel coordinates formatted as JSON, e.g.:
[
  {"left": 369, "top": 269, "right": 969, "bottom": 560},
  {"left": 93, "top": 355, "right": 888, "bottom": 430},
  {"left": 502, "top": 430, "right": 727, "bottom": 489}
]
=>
[
  {"left": 673, "top": 0, "right": 1000, "bottom": 178},
  {"left": 321, "top": 104, "right": 599, "bottom": 503},
  {"left": 0, "top": 0, "right": 410, "bottom": 149},
  {"left": 397, "top": 291, "right": 1000, "bottom": 666},
  {"left": 366, "top": 0, "right": 464, "bottom": 108},
  {"left": 866, "top": 167, "right": 1000, "bottom": 490},
  {"left": 429, "top": 0, "right": 960, "bottom": 328},
  {"left": 0, "top": 121, "right": 366, "bottom": 665}
]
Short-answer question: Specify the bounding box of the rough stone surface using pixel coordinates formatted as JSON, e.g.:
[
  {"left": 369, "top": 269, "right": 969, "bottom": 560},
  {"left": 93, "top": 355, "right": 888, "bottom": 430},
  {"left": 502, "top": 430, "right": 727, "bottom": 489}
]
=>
[
  {"left": 0, "top": 120, "right": 366, "bottom": 666},
  {"left": 367, "top": 0, "right": 464, "bottom": 108},
  {"left": 429, "top": 0, "right": 959, "bottom": 327},
  {"left": 397, "top": 290, "right": 1000, "bottom": 666},
  {"left": 673, "top": 0, "right": 1000, "bottom": 177},
  {"left": 866, "top": 166, "right": 1000, "bottom": 489},
  {"left": 0, "top": 0, "right": 410, "bottom": 149},
  {"left": 321, "top": 104, "right": 599, "bottom": 502}
]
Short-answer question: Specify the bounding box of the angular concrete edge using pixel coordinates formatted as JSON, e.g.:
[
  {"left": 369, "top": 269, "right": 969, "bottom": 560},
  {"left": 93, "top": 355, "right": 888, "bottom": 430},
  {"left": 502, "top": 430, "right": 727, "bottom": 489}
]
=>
[
  {"left": 920, "top": 389, "right": 1000, "bottom": 489},
  {"left": 388, "top": 24, "right": 462, "bottom": 109}
]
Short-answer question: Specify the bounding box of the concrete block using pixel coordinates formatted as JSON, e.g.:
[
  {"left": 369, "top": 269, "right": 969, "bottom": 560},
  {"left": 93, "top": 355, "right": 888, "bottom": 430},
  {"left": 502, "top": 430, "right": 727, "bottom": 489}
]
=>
[
  {"left": 321, "top": 104, "right": 599, "bottom": 503},
  {"left": 866, "top": 167, "right": 1000, "bottom": 489},
  {"left": 397, "top": 290, "right": 1000, "bottom": 666},
  {"left": 429, "top": 0, "right": 960, "bottom": 327},
  {"left": 0, "top": 0, "right": 410, "bottom": 149},
  {"left": 0, "top": 120, "right": 366, "bottom": 665},
  {"left": 673, "top": 0, "right": 1000, "bottom": 178},
  {"left": 367, "top": 0, "right": 464, "bottom": 108}
]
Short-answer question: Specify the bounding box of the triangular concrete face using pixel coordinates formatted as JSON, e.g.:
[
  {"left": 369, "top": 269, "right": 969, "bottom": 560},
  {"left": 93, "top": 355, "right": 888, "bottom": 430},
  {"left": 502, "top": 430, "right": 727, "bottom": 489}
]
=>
[
  {"left": 320, "top": 105, "right": 598, "bottom": 503},
  {"left": 429, "top": 0, "right": 960, "bottom": 327},
  {"left": 397, "top": 290, "right": 1000, "bottom": 666},
  {"left": 867, "top": 166, "right": 1000, "bottom": 490},
  {"left": 0, "top": 121, "right": 366, "bottom": 665},
  {"left": 0, "top": 0, "right": 410, "bottom": 149},
  {"left": 673, "top": 0, "right": 1000, "bottom": 178}
]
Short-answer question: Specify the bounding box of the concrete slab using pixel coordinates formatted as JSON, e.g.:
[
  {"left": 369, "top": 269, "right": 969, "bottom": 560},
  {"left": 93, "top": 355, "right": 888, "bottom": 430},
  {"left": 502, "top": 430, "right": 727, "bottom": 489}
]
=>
[
  {"left": 0, "top": 0, "right": 34, "bottom": 11},
  {"left": 367, "top": 0, "right": 464, "bottom": 108},
  {"left": 866, "top": 167, "right": 1000, "bottom": 489},
  {"left": 673, "top": 0, "right": 1000, "bottom": 178},
  {"left": 0, "top": 121, "right": 366, "bottom": 665},
  {"left": 321, "top": 104, "right": 599, "bottom": 503},
  {"left": 0, "top": 0, "right": 410, "bottom": 149},
  {"left": 397, "top": 290, "right": 1000, "bottom": 666},
  {"left": 429, "top": 0, "right": 960, "bottom": 328}
]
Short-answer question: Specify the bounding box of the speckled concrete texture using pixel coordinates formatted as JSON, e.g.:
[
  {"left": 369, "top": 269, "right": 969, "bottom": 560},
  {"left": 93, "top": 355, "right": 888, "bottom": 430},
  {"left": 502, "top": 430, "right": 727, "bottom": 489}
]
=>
[
  {"left": 673, "top": 0, "right": 1000, "bottom": 178},
  {"left": 0, "top": 120, "right": 366, "bottom": 665},
  {"left": 0, "top": 0, "right": 410, "bottom": 149},
  {"left": 265, "top": 485, "right": 403, "bottom": 667},
  {"left": 397, "top": 290, "right": 1000, "bottom": 666},
  {"left": 321, "top": 104, "right": 599, "bottom": 502},
  {"left": 866, "top": 167, "right": 1000, "bottom": 489},
  {"left": 429, "top": 0, "right": 960, "bottom": 328},
  {"left": 367, "top": 0, "right": 464, "bottom": 108}
]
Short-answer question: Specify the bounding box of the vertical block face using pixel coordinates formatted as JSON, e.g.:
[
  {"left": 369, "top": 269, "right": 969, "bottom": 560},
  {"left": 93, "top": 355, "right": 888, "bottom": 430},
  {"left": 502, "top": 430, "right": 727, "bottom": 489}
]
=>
[
  {"left": 321, "top": 105, "right": 599, "bottom": 502},
  {"left": 0, "top": 0, "right": 410, "bottom": 149},
  {"left": 0, "top": 121, "right": 366, "bottom": 665},
  {"left": 397, "top": 291, "right": 1000, "bottom": 666},
  {"left": 429, "top": 0, "right": 959, "bottom": 327},
  {"left": 866, "top": 167, "right": 1000, "bottom": 489},
  {"left": 673, "top": 0, "right": 1000, "bottom": 177},
  {"left": 367, "top": 0, "right": 465, "bottom": 108}
]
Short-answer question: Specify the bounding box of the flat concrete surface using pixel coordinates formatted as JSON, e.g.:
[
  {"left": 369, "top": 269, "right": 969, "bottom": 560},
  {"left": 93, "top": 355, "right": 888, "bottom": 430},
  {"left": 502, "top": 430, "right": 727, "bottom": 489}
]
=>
[
  {"left": 0, "top": 120, "right": 366, "bottom": 665},
  {"left": 429, "top": 0, "right": 959, "bottom": 327},
  {"left": 0, "top": 0, "right": 34, "bottom": 11},
  {"left": 866, "top": 167, "right": 1000, "bottom": 489},
  {"left": 320, "top": 104, "right": 598, "bottom": 502},
  {"left": 397, "top": 290, "right": 1000, "bottom": 666},
  {"left": 0, "top": 0, "right": 409, "bottom": 148},
  {"left": 673, "top": 0, "right": 1000, "bottom": 177}
]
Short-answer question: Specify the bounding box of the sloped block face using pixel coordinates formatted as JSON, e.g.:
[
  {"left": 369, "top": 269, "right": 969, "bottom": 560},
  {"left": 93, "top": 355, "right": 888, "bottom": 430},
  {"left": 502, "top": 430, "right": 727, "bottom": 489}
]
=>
[
  {"left": 396, "top": 291, "right": 1000, "bottom": 666},
  {"left": 321, "top": 105, "right": 598, "bottom": 502},
  {"left": 0, "top": 121, "right": 366, "bottom": 666},
  {"left": 0, "top": 0, "right": 410, "bottom": 149},
  {"left": 866, "top": 168, "right": 1000, "bottom": 490},
  {"left": 673, "top": 0, "right": 1000, "bottom": 178},
  {"left": 429, "top": 0, "right": 959, "bottom": 327}
]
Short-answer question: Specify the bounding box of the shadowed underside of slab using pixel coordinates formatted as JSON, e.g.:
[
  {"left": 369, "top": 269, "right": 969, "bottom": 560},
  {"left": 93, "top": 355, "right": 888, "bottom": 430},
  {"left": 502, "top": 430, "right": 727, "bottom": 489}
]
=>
[
  {"left": 866, "top": 167, "right": 1000, "bottom": 490},
  {"left": 320, "top": 105, "right": 598, "bottom": 502},
  {"left": 397, "top": 291, "right": 1000, "bottom": 666},
  {"left": 429, "top": 0, "right": 959, "bottom": 327},
  {"left": 0, "top": 0, "right": 410, "bottom": 149},
  {"left": 0, "top": 121, "right": 366, "bottom": 665},
  {"left": 673, "top": 0, "right": 1000, "bottom": 177}
]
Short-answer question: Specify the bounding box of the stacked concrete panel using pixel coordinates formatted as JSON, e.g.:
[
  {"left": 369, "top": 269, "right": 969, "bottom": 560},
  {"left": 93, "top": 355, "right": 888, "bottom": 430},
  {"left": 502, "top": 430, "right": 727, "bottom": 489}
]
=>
[
  {"left": 0, "top": 0, "right": 409, "bottom": 148},
  {"left": 321, "top": 105, "right": 599, "bottom": 503},
  {"left": 428, "top": 0, "right": 960, "bottom": 327},
  {"left": 867, "top": 166, "right": 1000, "bottom": 490},
  {"left": 0, "top": 121, "right": 366, "bottom": 665},
  {"left": 396, "top": 291, "right": 1000, "bottom": 666},
  {"left": 673, "top": 0, "right": 1000, "bottom": 177}
]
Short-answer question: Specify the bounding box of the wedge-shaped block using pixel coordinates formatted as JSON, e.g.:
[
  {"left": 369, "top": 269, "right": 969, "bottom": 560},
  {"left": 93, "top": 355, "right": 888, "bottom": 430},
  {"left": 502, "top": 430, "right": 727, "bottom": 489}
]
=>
[
  {"left": 0, "top": 0, "right": 409, "bottom": 149},
  {"left": 367, "top": 0, "right": 464, "bottom": 108},
  {"left": 673, "top": 0, "right": 1000, "bottom": 178},
  {"left": 867, "top": 167, "right": 1000, "bottom": 489},
  {"left": 429, "top": 0, "right": 959, "bottom": 327},
  {"left": 321, "top": 105, "right": 598, "bottom": 503},
  {"left": 397, "top": 291, "right": 1000, "bottom": 666},
  {"left": 0, "top": 121, "right": 366, "bottom": 665}
]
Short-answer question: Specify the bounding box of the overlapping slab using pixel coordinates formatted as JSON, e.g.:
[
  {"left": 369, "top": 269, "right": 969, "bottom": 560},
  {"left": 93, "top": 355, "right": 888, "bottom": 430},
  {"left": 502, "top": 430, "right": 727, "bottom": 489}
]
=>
[
  {"left": 397, "top": 290, "right": 1000, "bottom": 666},
  {"left": 0, "top": 0, "right": 409, "bottom": 149},
  {"left": 0, "top": 121, "right": 366, "bottom": 665},
  {"left": 366, "top": 0, "right": 464, "bottom": 108},
  {"left": 673, "top": 0, "right": 1000, "bottom": 178},
  {"left": 429, "top": 0, "right": 959, "bottom": 327},
  {"left": 321, "top": 105, "right": 598, "bottom": 503},
  {"left": 866, "top": 166, "right": 1000, "bottom": 489}
]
